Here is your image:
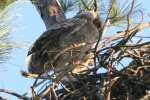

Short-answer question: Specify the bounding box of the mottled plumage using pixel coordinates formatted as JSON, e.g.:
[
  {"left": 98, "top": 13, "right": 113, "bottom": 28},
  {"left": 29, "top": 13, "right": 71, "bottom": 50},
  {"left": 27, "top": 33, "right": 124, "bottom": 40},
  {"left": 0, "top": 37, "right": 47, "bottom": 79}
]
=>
[{"left": 27, "top": 11, "right": 99, "bottom": 77}]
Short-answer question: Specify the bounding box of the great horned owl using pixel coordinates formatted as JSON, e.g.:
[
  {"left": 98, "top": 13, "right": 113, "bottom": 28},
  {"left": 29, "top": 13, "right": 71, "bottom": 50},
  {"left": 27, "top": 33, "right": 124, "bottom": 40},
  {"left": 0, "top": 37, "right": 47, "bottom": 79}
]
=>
[{"left": 26, "top": 11, "right": 100, "bottom": 79}]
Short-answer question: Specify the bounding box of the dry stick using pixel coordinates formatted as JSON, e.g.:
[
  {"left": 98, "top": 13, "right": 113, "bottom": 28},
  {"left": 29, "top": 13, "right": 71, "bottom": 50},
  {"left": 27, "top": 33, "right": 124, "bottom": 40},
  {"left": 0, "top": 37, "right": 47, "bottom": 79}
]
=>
[
  {"left": 50, "top": 83, "right": 58, "bottom": 100},
  {"left": 39, "top": 83, "right": 58, "bottom": 100},
  {"left": 112, "top": 0, "right": 138, "bottom": 63},
  {"left": 59, "top": 81, "right": 70, "bottom": 92},
  {"left": 94, "top": 0, "right": 119, "bottom": 76},
  {"left": 124, "top": 41, "right": 150, "bottom": 48},
  {"left": 101, "top": 23, "right": 150, "bottom": 73},
  {"left": 120, "top": 1, "right": 136, "bottom": 61},
  {"left": 126, "top": 65, "right": 150, "bottom": 76},
  {"left": 53, "top": 42, "right": 86, "bottom": 62},
  {"left": 126, "top": 0, "right": 135, "bottom": 31},
  {"left": 37, "top": 80, "right": 51, "bottom": 94},
  {"left": 103, "top": 22, "right": 150, "bottom": 43},
  {"left": 108, "top": 38, "right": 142, "bottom": 67},
  {"left": 104, "top": 77, "right": 120, "bottom": 100},
  {"left": 119, "top": 0, "right": 136, "bottom": 54},
  {"left": 31, "top": 77, "right": 40, "bottom": 98},
  {"left": 93, "top": 0, "right": 120, "bottom": 68},
  {"left": 114, "top": 33, "right": 139, "bottom": 68},
  {"left": 0, "top": 89, "right": 29, "bottom": 100},
  {"left": 22, "top": 71, "right": 53, "bottom": 79},
  {"left": 38, "top": 85, "right": 51, "bottom": 98}
]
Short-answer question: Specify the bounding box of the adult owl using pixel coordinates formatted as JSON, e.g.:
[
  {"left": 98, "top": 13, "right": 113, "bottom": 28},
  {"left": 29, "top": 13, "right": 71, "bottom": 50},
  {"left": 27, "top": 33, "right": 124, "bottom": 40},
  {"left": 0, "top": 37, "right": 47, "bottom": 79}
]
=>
[{"left": 26, "top": 11, "right": 101, "bottom": 80}]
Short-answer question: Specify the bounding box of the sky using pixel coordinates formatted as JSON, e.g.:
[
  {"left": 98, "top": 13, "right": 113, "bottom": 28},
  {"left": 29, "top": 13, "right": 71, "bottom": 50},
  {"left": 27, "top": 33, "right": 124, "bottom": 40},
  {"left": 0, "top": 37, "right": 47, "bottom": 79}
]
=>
[
  {"left": 0, "top": 0, "right": 150, "bottom": 99},
  {"left": 0, "top": 0, "right": 46, "bottom": 99}
]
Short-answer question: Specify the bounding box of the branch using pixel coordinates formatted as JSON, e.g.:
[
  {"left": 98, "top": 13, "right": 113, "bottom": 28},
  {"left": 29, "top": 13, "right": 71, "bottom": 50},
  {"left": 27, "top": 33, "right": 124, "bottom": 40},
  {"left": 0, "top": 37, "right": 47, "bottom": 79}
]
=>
[
  {"left": 0, "top": 89, "right": 29, "bottom": 100},
  {"left": 53, "top": 42, "right": 87, "bottom": 62},
  {"left": 80, "top": 22, "right": 150, "bottom": 74},
  {"left": 21, "top": 71, "right": 53, "bottom": 80},
  {"left": 103, "top": 22, "right": 150, "bottom": 42},
  {"left": 38, "top": 83, "right": 58, "bottom": 100}
]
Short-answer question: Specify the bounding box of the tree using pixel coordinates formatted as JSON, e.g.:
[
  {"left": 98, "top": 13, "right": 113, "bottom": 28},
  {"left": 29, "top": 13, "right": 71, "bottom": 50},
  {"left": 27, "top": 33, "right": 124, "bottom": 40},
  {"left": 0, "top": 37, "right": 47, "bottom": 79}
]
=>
[
  {"left": 0, "top": 0, "right": 150, "bottom": 100},
  {"left": 0, "top": 0, "right": 16, "bottom": 65},
  {"left": 0, "top": 0, "right": 15, "bottom": 11}
]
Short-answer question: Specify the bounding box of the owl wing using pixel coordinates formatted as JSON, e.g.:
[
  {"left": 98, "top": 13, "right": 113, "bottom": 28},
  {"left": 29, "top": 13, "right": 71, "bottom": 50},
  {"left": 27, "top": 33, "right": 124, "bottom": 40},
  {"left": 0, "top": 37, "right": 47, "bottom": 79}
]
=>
[{"left": 27, "top": 18, "right": 88, "bottom": 56}]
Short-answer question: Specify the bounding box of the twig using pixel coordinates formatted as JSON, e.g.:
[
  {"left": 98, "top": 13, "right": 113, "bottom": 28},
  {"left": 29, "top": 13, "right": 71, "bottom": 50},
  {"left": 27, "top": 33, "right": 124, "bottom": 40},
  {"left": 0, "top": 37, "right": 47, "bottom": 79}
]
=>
[
  {"left": 21, "top": 71, "right": 53, "bottom": 80},
  {"left": 103, "top": 22, "right": 150, "bottom": 42},
  {"left": 38, "top": 83, "right": 58, "bottom": 100},
  {"left": 126, "top": 0, "right": 135, "bottom": 31},
  {"left": 59, "top": 81, "right": 71, "bottom": 92},
  {"left": 38, "top": 85, "right": 51, "bottom": 98},
  {"left": 0, "top": 89, "right": 29, "bottom": 100},
  {"left": 53, "top": 42, "right": 86, "bottom": 62}
]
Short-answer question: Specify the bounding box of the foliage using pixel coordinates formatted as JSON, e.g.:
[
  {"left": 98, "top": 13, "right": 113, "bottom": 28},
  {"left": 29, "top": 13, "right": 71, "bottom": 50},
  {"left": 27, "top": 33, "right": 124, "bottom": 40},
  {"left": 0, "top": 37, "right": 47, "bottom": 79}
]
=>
[
  {"left": 0, "top": 0, "right": 15, "bottom": 11},
  {"left": 0, "top": 0, "right": 17, "bottom": 64}
]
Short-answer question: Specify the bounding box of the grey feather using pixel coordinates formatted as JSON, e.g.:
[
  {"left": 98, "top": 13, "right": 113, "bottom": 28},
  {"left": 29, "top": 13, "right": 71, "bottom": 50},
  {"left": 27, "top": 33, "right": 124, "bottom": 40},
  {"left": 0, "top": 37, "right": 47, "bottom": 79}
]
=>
[{"left": 27, "top": 12, "right": 99, "bottom": 75}]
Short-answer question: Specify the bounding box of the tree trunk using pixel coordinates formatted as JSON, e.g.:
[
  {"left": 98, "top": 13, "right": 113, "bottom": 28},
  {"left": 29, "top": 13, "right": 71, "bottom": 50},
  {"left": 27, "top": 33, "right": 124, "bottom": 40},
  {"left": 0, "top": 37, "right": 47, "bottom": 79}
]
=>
[{"left": 30, "top": 0, "right": 66, "bottom": 29}]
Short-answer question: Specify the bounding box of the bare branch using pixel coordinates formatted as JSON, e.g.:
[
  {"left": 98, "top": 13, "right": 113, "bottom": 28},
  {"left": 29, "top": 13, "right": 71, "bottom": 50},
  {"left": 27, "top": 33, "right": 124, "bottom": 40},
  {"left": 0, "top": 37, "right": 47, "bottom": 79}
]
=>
[
  {"left": 103, "top": 22, "right": 150, "bottom": 42},
  {"left": 0, "top": 89, "right": 29, "bottom": 100}
]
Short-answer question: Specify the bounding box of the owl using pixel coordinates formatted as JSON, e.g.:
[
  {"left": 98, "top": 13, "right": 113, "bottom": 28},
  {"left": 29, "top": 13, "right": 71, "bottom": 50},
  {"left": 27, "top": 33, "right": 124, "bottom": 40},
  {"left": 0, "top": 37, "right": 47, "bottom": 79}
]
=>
[{"left": 26, "top": 11, "right": 100, "bottom": 80}]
